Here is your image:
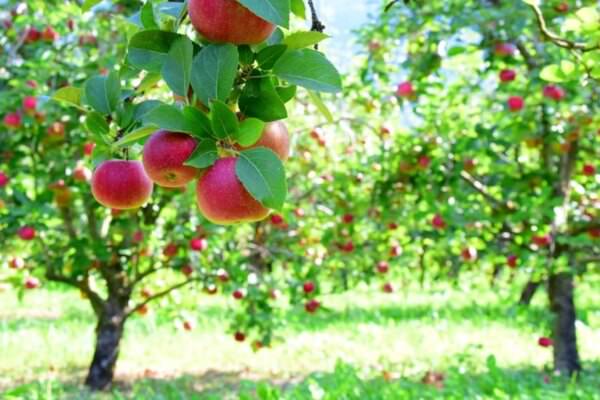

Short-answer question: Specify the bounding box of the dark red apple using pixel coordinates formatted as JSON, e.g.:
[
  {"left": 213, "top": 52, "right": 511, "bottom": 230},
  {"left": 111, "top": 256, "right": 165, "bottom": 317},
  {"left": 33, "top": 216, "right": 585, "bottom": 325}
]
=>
[
  {"left": 582, "top": 164, "right": 596, "bottom": 176},
  {"left": 305, "top": 299, "right": 320, "bottom": 313},
  {"left": 499, "top": 69, "right": 516, "bottom": 82},
  {"left": 10, "top": 257, "right": 25, "bottom": 269},
  {"left": 342, "top": 213, "right": 354, "bottom": 224},
  {"left": 181, "top": 264, "right": 194, "bottom": 276},
  {"left": 233, "top": 289, "right": 244, "bottom": 300},
  {"left": 163, "top": 243, "right": 178, "bottom": 258},
  {"left": 543, "top": 85, "right": 565, "bottom": 101},
  {"left": 18, "top": 226, "right": 36, "bottom": 240},
  {"left": 507, "top": 96, "right": 524, "bottom": 111},
  {"left": 303, "top": 281, "right": 315, "bottom": 294},
  {"left": 377, "top": 261, "right": 389, "bottom": 274},
  {"left": 507, "top": 254, "right": 518, "bottom": 268},
  {"left": 432, "top": 214, "right": 446, "bottom": 230},
  {"left": 234, "top": 331, "right": 246, "bottom": 342},
  {"left": 382, "top": 282, "right": 394, "bottom": 293},
  {"left": 270, "top": 214, "right": 284, "bottom": 225}
]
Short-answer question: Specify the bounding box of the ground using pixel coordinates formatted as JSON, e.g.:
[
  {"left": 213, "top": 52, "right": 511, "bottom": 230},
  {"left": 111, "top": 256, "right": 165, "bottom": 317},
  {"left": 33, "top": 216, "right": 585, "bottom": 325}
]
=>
[{"left": 1, "top": 275, "right": 600, "bottom": 399}]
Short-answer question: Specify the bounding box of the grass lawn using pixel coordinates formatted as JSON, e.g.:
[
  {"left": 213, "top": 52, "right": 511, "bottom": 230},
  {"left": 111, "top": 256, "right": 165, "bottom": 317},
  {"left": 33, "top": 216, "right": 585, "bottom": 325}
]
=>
[{"left": 1, "top": 276, "right": 600, "bottom": 399}]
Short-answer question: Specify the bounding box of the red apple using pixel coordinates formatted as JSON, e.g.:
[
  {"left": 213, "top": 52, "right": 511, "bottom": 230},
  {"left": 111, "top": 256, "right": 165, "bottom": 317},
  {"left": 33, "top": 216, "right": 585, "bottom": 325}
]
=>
[
  {"left": 183, "top": 320, "right": 194, "bottom": 331},
  {"left": 342, "top": 213, "right": 354, "bottom": 224},
  {"left": 340, "top": 241, "right": 355, "bottom": 253},
  {"left": 582, "top": 164, "right": 596, "bottom": 177},
  {"left": 294, "top": 208, "right": 305, "bottom": 218},
  {"left": 189, "top": 0, "right": 275, "bottom": 45},
  {"left": 132, "top": 230, "right": 144, "bottom": 243},
  {"left": 238, "top": 121, "right": 290, "bottom": 161},
  {"left": 396, "top": 81, "right": 414, "bottom": 98},
  {"left": 181, "top": 265, "right": 194, "bottom": 276},
  {"left": 555, "top": 2, "right": 569, "bottom": 12},
  {"left": 382, "top": 282, "right": 394, "bottom": 293},
  {"left": 217, "top": 269, "right": 230, "bottom": 282},
  {"left": 196, "top": 157, "right": 269, "bottom": 225},
  {"left": 388, "top": 222, "right": 398, "bottom": 230},
  {"left": 588, "top": 228, "right": 600, "bottom": 239},
  {"left": 190, "top": 237, "right": 208, "bottom": 251},
  {"left": 538, "top": 337, "right": 553, "bottom": 347},
  {"left": 91, "top": 160, "right": 153, "bottom": 209},
  {"left": 163, "top": 243, "right": 178, "bottom": 258},
  {"left": 142, "top": 130, "right": 199, "bottom": 188},
  {"left": 270, "top": 214, "right": 284, "bottom": 225},
  {"left": 499, "top": 69, "right": 516, "bottom": 82},
  {"left": 377, "top": 261, "right": 389, "bottom": 274},
  {"left": 83, "top": 142, "right": 96, "bottom": 156},
  {"left": 10, "top": 257, "right": 25, "bottom": 269},
  {"left": 543, "top": 85, "right": 565, "bottom": 101},
  {"left": 432, "top": 214, "right": 446, "bottom": 230},
  {"left": 463, "top": 158, "right": 476, "bottom": 172},
  {"left": 418, "top": 156, "right": 431, "bottom": 169},
  {"left": 305, "top": 299, "right": 320, "bottom": 313},
  {"left": 390, "top": 245, "right": 401, "bottom": 257},
  {"left": 141, "top": 288, "right": 152, "bottom": 298},
  {"left": 461, "top": 247, "right": 477, "bottom": 261},
  {"left": 234, "top": 331, "right": 246, "bottom": 342},
  {"left": 41, "top": 26, "right": 59, "bottom": 41},
  {"left": 494, "top": 42, "right": 515, "bottom": 57},
  {"left": 532, "top": 235, "right": 551, "bottom": 247},
  {"left": 73, "top": 164, "right": 92, "bottom": 182},
  {"left": 507, "top": 254, "right": 518, "bottom": 268},
  {"left": 507, "top": 96, "right": 524, "bottom": 111},
  {"left": 47, "top": 122, "right": 65, "bottom": 139},
  {"left": 24, "top": 277, "right": 40, "bottom": 289},
  {"left": 0, "top": 172, "right": 9, "bottom": 187},
  {"left": 3, "top": 112, "right": 22, "bottom": 128},
  {"left": 233, "top": 289, "right": 244, "bottom": 300},
  {"left": 22, "top": 96, "right": 37, "bottom": 112},
  {"left": 24, "top": 27, "right": 41, "bottom": 43},
  {"left": 303, "top": 281, "right": 315, "bottom": 294},
  {"left": 18, "top": 226, "right": 36, "bottom": 240}
]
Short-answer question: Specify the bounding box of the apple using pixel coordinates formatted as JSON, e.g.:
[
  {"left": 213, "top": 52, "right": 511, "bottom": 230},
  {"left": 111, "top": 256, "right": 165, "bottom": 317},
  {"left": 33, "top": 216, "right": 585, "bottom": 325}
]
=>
[
  {"left": 499, "top": 69, "right": 516, "bottom": 82},
  {"left": 388, "top": 222, "right": 398, "bottom": 230},
  {"left": 47, "top": 122, "right": 65, "bottom": 139},
  {"left": 18, "top": 226, "right": 36, "bottom": 240},
  {"left": 461, "top": 247, "right": 477, "bottom": 261},
  {"left": 555, "top": 2, "right": 569, "bottom": 12},
  {"left": 582, "top": 164, "right": 596, "bottom": 177},
  {"left": 238, "top": 121, "right": 290, "bottom": 161},
  {"left": 24, "top": 277, "right": 40, "bottom": 289},
  {"left": 532, "top": 235, "right": 551, "bottom": 247},
  {"left": 270, "top": 214, "right": 284, "bottom": 225},
  {"left": 432, "top": 214, "right": 446, "bottom": 229},
  {"left": 142, "top": 130, "right": 199, "bottom": 188},
  {"left": 543, "top": 85, "right": 565, "bottom": 101},
  {"left": 3, "top": 112, "right": 22, "bottom": 128},
  {"left": 342, "top": 213, "right": 354, "bottom": 224},
  {"left": 310, "top": 129, "right": 322, "bottom": 141},
  {"left": 463, "top": 158, "right": 476, "bottom": 172},
  {"left": 340, "top": 241, "right": 355, "bottom": 253},
  {"left": 382, "top": 282, "right": 394, "bottom": 293},
  {"left": 190, "top": 237, "right": 208, "bottom": 251},
  {"left": 588, "top": 228, "right": 600, "bottom": 239},
  {"left": 507, "top": 96, "right": 524, "bottom": 111},
  {"left": 396, "top": 81, "right": 414, "bottom": 98},
  {"left": 41, "top": 26, "right": 59, "bottom": 41},
  {"left": 217, "top": 269, "right": 230, "bottom": 282},
  {"left": 132, "top": 230, "right": 144, "bottom": 243},
  {"left": 73, "top": 164, "right": 92, "bottom": 182},
  {"left": 22, "top": 96, "right": 37, "bottom": 113},
  {"left": 10, "top": 257, "right": 25, "bottom": 269},
  {"left": 303, "top": 281, "right": 315, "bottom": 294},
  {"left": 183, "top": 320, "right": 194, "bottom": 331},
  {"left": 377, "top": 261, "right": 389, "bottom": 274},
  {"left": 78, "top": 34, "right": 97, "bottom": 46},
  {"left": 83, "top": 142, "right": 96, "bottom": 156},
  {"left": 0, "top": 171, "right": 9, "bottom": 187},
  {"left": 25, "top": 27, "right": 41, "bottom": 43},
  {"left": 163, "top": 243, "right": 178, "bottom": 258},
  {"left": 538, "top": 337, "right": 553, "bottom": 347},
  {"left": 507, "top": 255, "right": 518, "bottom": 268},
  {"left": 234, "top": 331, "right": 246, "bottom": 342},
  {"left": 91, "top": 160, "right": 153, "bottom": 209},
  {"left": 188, "top": 0, "right": 275, "bottom": 45},
  {"left": 181, "top": 265, "right": 194, "bottom": 277},
  {"left": 390, "top": 245, "right": 401, "bottom": 257},
  {"left": 304, "top": 299, "right": 320, "bottom": 313},
  {"left": 494, "top": 42, "right": 515, "bottom": 57},
  {"left": 418, "top": 156, "right": 431, "bottom": 169},
  {"left": 137, "top": 305, "right": 149, "bottom": 315},
  {"left": 232, "top": 289, "right": 244, "bottom": 300},
  {"left": 196, "top": 157, "right": 269, "bottom": 225}
]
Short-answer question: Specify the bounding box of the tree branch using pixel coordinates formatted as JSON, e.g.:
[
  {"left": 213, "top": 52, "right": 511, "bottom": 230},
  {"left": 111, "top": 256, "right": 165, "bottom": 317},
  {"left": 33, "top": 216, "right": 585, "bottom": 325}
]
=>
[
  {"left": 459, "top": 171, "right": 510, "bottom": 212},
  {"left": 125, "top": 278, "right": 202, "bottom": 317},
  {"left": 307, "top": 0, "right": 326, "bottom": 41}
]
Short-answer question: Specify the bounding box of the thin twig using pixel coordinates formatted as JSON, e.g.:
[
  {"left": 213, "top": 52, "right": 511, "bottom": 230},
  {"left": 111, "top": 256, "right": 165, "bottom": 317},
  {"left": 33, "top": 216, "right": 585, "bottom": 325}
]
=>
[{"left": 307, "top": 0, "right": 326, "bottom": 49}]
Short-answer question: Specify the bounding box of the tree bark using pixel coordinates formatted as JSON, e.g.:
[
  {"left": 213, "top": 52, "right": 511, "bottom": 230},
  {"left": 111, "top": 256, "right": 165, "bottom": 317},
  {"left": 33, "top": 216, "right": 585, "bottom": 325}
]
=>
[
  {"left": 548, "top": 272, "right": 581, "bottom": 376},
  {"left": 85, "top": 300, "right": 127, "bottom": 390},
  {"left": 518, "top": 280, "right": 541, "bottom": 305}
]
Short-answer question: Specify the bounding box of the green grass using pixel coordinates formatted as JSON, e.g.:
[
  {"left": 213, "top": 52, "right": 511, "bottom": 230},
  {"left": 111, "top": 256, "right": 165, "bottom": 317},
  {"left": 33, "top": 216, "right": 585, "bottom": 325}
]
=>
[{"left": 1, "top": 277, "right": 600, "bottom": 399}]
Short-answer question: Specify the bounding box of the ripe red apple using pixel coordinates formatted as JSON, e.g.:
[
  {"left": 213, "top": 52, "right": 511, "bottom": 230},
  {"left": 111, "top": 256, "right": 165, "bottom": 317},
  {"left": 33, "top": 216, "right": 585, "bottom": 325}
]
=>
[
  {"left": 10, "top": 257, "right": 25, "bottom": 269},
  {"left": 582, "top": 164, "right": 596, "bottom": 176},
  {"left": 234, "top": 331, "right": 246, "bottom": 342},
  {"left": 377, "top": 261, "right": 389, "bottom": 274},
  {"left": 507, "top": 96, "right": 524, "bottom": 111},
  {"left": 507, "top": 254, "right": 518, "bottom": 268},
  {"left": 41, "top": 26, "right": 59, "bottom": 41},
  {"left": 382, "top": 282, "right": 394, "bottom": 293},
  {"left": 499, "top": 69, "right": 516, "bottom": 82},
  {"left": 217, "top": 269, "right": 230, "bottom": 282},
  {"left": 461, "top": 247, "right": 477, "bottom": 261},
  {"left": 91, "top": 160, "right": 153, "bottom": 209},
  {"left": 189, "top": 0, "right": 275, "bottom": 45},
  {"left": 25, "top": 27, "right": 41, "bottom": 43},
  {"left": 196, "top": 157, "right": 269, "bottom": 225},
  {"left": 238, "top": 121, "right": 290, "bottom": 161},
  {"left": 543, "top": 85, "right": 565, "bottom": 101},
  {"left": 396, "top": 81, "right": 414, "bottom": 98},
  {"left": 24, "top": 277, "right": 40, "bottom": 289},
  {"left": 340, "top": 241, "right": 355, "bottom": 253},
  {"left": 47, "top": 122, "right": 65, "bottom": 139},
  {"left": 342, "top": 213, "right": 354, "bottom": 224},
  {"left": 181, "top": 264, "right": 194, "bottom": 277},
  {"left": 142, "top": 130, "right": 199, "bottom": 188},
  {"left": 555, "top": 2, "right": 569, "bottom": 12},
  {"left": 494, "top": 42, "right": 515, "bottom": 57},
  {"left": 183, "top": 320, "right": 194, "bottom": 331},
  {"left": 305, "top": 299, "right": 320, "bottom": 313},
  {"left": 390, "top": 245, "right": 401, "bottom": 257},
  {"left": 190, "top": 237, "right": 208, "bottom": 251},
  {"left": 137, "top": 305, "right": 149, "bottom": 315},
  {"left": 132, "top": 230, "right": 144, "bottom": 243},
  {"left": 432, "top": 214, "right": 446, "bottom": 230},
  {"left": 233, "top": 289, "right": 245, "bottom": 300},
  {"left": 22, "top": 96, "right": 37, "bottom": 113},
  {"left": 418, "top": 156, "right": 431, "bottom": 169},
  {"left": 538, "top": 337, "right": 553, "bottom": 347},
  {"left": 270, "top": 214, "right": 284, "bottom": 225},
  {"left": 303, "top": 281, "right": 315, "bottom": 294},
  {"left": 588, "top": 228, "right": 600, "bottom": 239},
  {"left": 83, "top": 142, "right": 95, "bottom": 156},
  {"left": 388, "top": 222, "right": 398, "bottom": 230},
  {"left": 73, "top": 164, "right": 92, "bottom": 182},
  {"left": 18, "top": 226, "right": 36, "bottom": 240},
  {"left": 0, "top": 172, "right": 9, "bottom": 187},
  {"left": 532, "top": 235, "right": 551, "bottom": 247},
  {"left": 3, "top": 112, "right": 22, "bottom": 128},
  {"left": 163, "top": 243, "right": 178, "bottom": 258}
]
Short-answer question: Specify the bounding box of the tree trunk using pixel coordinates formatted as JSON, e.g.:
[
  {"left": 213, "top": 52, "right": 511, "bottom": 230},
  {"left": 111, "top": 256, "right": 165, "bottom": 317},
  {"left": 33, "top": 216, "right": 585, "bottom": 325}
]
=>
[
  {"left": 85, "top": 301, "right": 126, "bottom": 390},
  {"left": 518, "top": 280, "right": 541, "bottom": 305},
  {"left": 548, "top": 273, "right": 581, "bottom": 376}
]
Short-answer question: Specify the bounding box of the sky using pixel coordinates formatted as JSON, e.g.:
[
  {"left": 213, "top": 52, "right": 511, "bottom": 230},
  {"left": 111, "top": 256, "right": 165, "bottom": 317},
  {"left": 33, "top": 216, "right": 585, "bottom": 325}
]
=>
[{"left": 312, "top": 0, "right": 382, "bottom": 71}]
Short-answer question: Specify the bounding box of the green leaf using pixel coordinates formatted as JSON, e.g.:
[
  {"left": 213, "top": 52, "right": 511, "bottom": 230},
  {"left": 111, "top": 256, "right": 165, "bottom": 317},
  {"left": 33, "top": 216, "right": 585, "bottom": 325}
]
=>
[
  {"left": 183, "top": 106, "right": 213, "bottom": 139},
  {"left": 162, "top": 36, "right": 193, "bottom": 97},
  {"left": 307, "top": 90, "right": 333, "bottom": 123},
  {"left": 137, "top": 72, "right": 162, "bottom": 93},
  {"left": 256, "top": 44, "right": 288, "bottom": 69},
  {"left": 85, "top": 112, "right": 111, "bottom": 145},
  {"left": 276, "top": 85, "right": 297, "bottom": 103},
  {"left": 539, "top": 60, "right": 579, "bottom": 82},
  {"left": 238, "top": 0, "right": 290, "bottom": 28},
  {"left": 236, "top": 118, "right": 266, "bottom": 146},
  {"left": 283, "top": 31, "right": 329, "bottom": 50},
  {"left": 52, "top": 86, "right": 83, "bottom": 110},
  {"left": 134, "top": 100, "right": 164, "bottom": 121},
  {"left": 191, "top": 44, "right": 239, "bottom": 106},
  {"left": 210, "top": 100, "right": 239, "bottom": 139},
  {"left": 156, "top": 2, "right": 186, "bottom": 19},
  {"left": 239, "top": 77, "right": 288, "bottom": 122},
  {"left": 273, "top": 49, "right": 342, "bottom": 93},
  {"left": 83, "top": 71, "right": 121, "bottom": 115},
  {"left": 128, "top": 30, "right": 183, "bottom": 72},
  {"left": 82, "top": 0, "right": 102, "bottom": 12},
  {"left": 141, "top": 2, "right": 159, "bottom": 29},
  {"left": 184, "top": 139, "right": 218, "bottom": 169},
  {"left": 143, "top": 104, "right": 192, "bottom": 133},
  {"left": 236, "top": 148, "right": 287, "bottom": 209},
  {"left": 91, "top": 144, "right": 111, "bottom": 168},
  {"left": 113, "top": 125, "right": 158, "bottom": 148},
  {"left": 290, "top": 0, "right": 306, "bottom": 19}
]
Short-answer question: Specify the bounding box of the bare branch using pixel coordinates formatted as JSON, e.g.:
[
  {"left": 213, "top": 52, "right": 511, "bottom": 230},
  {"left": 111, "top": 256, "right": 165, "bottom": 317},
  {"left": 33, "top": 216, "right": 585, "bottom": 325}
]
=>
[
  {"left": 459, "top": 171, "right": 510, "bottom": 212},
  {"left": 125, "top": 278, "right": 202, "bottom": 317}
]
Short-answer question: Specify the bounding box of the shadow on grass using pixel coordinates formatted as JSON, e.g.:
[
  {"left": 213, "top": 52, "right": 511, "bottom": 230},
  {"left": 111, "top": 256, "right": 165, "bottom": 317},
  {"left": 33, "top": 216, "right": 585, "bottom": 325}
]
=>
[{"left": 3, "top": 360, "right": 600, "bottom": 400}]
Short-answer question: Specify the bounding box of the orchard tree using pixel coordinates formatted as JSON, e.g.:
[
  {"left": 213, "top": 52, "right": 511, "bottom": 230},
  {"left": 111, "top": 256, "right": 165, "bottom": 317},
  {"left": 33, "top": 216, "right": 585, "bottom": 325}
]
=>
[
  {"left": 1, "top": 0, "right": 341, "bottom": 390},
  {"left": 348, "top": 0, "right": 599, "bottom": 376}
]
